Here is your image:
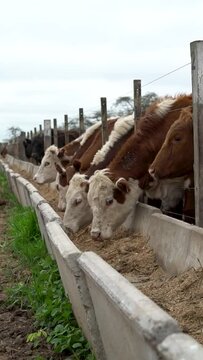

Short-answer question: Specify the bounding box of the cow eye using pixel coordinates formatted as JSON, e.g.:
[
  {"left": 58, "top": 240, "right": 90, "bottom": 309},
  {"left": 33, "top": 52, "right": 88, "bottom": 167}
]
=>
[
  {"left": 174, "top": 135, "right": 181, "bottom": 142},
  {"left": 74, "top": 198, "right": 82, "bottom": 206},
  {"left": 106, "top": 198, "right": 113, "bottom": 206},
  {"left": 44, "top": 161, "right": 50, "bottom": 166}
]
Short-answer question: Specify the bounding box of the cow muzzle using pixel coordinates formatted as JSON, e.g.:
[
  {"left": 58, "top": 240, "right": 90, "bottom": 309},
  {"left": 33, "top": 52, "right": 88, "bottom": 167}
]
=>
[
  {"left": 148, "top": 167, "right": 158, "bottom": 180},
  {"left": 91, "top": 229, "right": 102, "bottom": 241}
]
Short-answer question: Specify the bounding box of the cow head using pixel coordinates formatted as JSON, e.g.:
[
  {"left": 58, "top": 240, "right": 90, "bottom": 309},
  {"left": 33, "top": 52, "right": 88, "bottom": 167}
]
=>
[
  {"left": 87, "top": 169, "right": 142, "bottom": 240},
  {"left": 63, "top": 173, "right": 92, "bottom": 233},
  {"left": 146, "top": 177, "right": 186, "bottom": 211},
  {"left": 33, "top": 145, "right": 59, "bottom": 184},
  {"left": 149, "top": 107, "right": 193, "bottom": 180}
]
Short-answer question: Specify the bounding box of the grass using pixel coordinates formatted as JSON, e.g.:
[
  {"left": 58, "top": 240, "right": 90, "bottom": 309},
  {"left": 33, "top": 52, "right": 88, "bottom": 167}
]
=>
[{"left": 0, "top": 171, "right": 95, "bottom": 359}]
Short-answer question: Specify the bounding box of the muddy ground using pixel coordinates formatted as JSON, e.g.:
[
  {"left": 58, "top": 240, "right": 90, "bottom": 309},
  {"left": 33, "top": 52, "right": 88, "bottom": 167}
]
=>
[{"left": 5, "top": 164, "right": 203, "bottom": 346}]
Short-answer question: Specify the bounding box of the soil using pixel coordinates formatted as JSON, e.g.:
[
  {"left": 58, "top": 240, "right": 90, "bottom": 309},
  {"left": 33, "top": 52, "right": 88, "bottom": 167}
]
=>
[
  {"left": 0, "top": 182, "right": 68, "bottom": 358},
  {"left": 4, "top": 163, "right": 203, "bottom": 346}
]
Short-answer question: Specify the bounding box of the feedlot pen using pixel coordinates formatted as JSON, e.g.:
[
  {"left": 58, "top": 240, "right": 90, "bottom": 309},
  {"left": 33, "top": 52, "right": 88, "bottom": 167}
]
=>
[{"left": 1, "top": 155, "right": 203, "bottom": 360}]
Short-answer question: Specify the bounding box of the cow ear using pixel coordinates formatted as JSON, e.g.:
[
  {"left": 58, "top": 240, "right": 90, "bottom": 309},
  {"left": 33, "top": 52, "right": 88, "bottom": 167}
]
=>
[
  {"left": 115, "top": 178, "right": 130, "bottom": 193},
  {"left": 73, "top": 159, "right": 81, "bottom": 172},
  {"left": 55, "top": 163, "right": 66, "bottom": 175}
]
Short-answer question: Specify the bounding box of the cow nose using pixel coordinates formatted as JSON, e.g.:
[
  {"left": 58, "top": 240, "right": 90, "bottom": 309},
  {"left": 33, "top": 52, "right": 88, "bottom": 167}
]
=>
[
  {"left": 91, "top": 229, "right": 101, "bottom": 240},
  {"left": 149, "top": 167, "right": 156, "bottom": 177}
]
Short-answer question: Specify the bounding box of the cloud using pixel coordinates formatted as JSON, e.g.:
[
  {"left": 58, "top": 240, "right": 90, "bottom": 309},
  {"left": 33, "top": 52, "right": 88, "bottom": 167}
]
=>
[{"left": 0, "top": 0, "right": 201, "bottom": 141}]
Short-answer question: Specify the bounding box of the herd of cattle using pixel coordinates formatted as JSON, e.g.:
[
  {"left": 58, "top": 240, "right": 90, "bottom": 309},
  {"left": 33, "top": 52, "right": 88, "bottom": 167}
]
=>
[
  {"left": 23, "top": 128, "right": 80, "bottom": 164},
  {"left": 1, "top": 94, "right": 193, "bottom": 239}
]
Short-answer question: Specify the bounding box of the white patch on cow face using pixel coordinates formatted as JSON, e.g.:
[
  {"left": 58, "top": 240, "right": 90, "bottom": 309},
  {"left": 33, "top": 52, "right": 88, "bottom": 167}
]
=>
[
  {"left": 87, "top": 170, "right": 142, "bottom": 240},
  {"left": 33, "top": 145, "right": 59, "bottom": 184},
  {"left": 146, "top": 177, "right": 185, "bottom": 210},
  {"left": 63, "top": 174, "right": 92, "bottom": 233}
]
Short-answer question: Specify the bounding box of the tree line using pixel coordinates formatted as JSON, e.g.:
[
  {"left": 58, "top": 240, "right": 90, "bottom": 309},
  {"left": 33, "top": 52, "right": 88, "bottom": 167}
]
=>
[{"left": 6, "top": 92, "right": 158, "bottom": 141}]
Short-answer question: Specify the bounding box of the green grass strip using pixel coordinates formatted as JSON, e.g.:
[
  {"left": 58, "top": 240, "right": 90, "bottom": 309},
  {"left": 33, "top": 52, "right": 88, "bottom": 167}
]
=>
[{"left": 0, "top": 171, "right": 95, "bottom": 359}]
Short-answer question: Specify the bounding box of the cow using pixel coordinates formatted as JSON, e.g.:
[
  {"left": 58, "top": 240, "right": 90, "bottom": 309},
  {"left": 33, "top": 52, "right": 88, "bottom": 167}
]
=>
[
  {"left": 149, "top": 106, "right": 193, "bottom": 179},
  {"left": 33, "top": 135, "right": 82, "bottom": 185},
  {"left": 63, "top": 117, "right": 119, "bottom": 187},
  {"left": 23, "top": 129, "right": 79, "bottom": 164},
  {"left": 33, "top": 121, "right": 104, "bottom": 185},
  {"left": 63, "top": 114, "right": 134, "bottom": 232},
  {"left": 87, "top": 94, "right": 192, "bottom": 240},
  {"left": 23, "top": 134, "right": 44, "bottom": 164},
  {"left": 55, "top": 117, "right": 119, "bottom": 211},
  {"left": 148, "top": 106, "right": 194, "bottom": 223}
]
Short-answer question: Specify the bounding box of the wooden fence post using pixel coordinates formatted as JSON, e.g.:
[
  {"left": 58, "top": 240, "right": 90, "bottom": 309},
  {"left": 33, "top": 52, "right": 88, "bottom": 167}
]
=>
[
  {"left": 53, "top": 118, "right": 58, "bottom": 146},
  {"left": 64, "top": 114, "right": 69, "bottom": 144},
  {"left": 34, "top": 127, "right": 37, "bottom": 136},
  {"left": 79, "top": 108, "right": 85, "bottom": 134},
  {"left": 30, "top": 130, "right": 33, "bottom": 139},
  {"left": 190, "top": 40, "right": 203, "bottom": 226},
  {"left": 39, "top": 124, "right": 42, "bottom": 134},
  {"left": 133, "top": 79, "right": 141, "bottom": 131},
  {"left": 101, "top": 97, "right": 108, "bottom": 145},
  {"left": 44, "top": 119, "right": 52, "bottom": 151}
]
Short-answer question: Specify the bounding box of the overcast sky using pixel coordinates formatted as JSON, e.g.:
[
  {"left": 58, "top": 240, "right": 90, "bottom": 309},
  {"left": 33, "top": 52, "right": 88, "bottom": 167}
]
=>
[{"left": 0, "top": 0, "right": 202, "bottom": 142}]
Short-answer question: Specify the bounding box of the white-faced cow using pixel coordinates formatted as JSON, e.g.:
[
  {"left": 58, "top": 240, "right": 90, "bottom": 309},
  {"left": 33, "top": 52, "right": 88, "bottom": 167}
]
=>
[
  {"left": 33, "top": 121, "right": 103, "bottom": 185},
  {"left": 56, "top": 117, "right": 119, "bottom": 211},
  {"left": 63, "top": 114, "right": 134, "bottom": 232},
  {"left": 87, "top": 94, "right": 192, "bottom": 240},
  {"left": 33, "top": 134, "right": 82, "bottom": 185}
]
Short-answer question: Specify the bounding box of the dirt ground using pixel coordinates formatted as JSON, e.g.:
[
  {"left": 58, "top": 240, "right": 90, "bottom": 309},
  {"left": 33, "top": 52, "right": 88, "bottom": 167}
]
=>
[
  {"left": 5, "top": 164, "right": 203, "bottom": 346},
  {"left": 0, "top": 184, "right": 68, "bottom": 359}
]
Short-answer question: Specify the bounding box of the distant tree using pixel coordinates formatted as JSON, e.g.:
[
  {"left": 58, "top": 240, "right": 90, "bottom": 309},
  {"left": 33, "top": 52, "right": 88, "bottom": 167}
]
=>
[
  {"left": 7, "top": 126, "right": 22, "bottom": 141},
  {"left": 111, "top": 92, "right": 159, "bottom": 117},
  {"left": 112, "top": 96, "right": 133, "bottom": 116},
  {"left": 141, "top": 92, "right": 159, "bottom": 112},
  {"left": 86, "top": 109, "right": 115, "bottom": 125}
]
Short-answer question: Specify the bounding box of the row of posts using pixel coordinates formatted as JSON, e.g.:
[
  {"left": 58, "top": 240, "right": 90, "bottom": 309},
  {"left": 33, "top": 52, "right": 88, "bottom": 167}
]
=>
[{"left": 25, "top": 81, "right": 142, "bottom": 149}]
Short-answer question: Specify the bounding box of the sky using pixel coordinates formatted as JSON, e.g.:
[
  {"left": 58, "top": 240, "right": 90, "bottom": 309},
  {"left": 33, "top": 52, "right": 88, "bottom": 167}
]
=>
[{"left": 0, "top": 0, "right": 202, "bottom": 142}]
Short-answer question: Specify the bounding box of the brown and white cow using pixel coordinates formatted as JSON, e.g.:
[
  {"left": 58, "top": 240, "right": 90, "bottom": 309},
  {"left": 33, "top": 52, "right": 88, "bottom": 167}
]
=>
[
  {"left": 63, "top": 117, "right": 119, "bottom": 187},
  {"left": 149, "top": 106, "right": 193, "bottom": 179},
  {"left": 63, "top": 114, "right": 134, "bottom": 232},
  {"left": 33, "top": 121, "right": 105, "bottom": 185},
  {"left": 33, "top": 136, "right": 82, "bottom": 185},
  {"left": 87, "top": 94, "right": 192, "bottom": 240},
  {"left": 54, "top": 118, "right": 118, "bottom": 211},
  {"left": 148, "top": 106, "right": 194, "bottom": 222}
]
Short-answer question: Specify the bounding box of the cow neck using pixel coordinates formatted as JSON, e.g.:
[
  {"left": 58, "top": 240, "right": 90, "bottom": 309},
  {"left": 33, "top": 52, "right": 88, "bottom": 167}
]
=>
[
  {"left": 79, "top": 118, "right": 118, "bottom": 173},
  {"left": 86, "top": 127, "right": 134, "bottom": 178},
  {"left": 72, "top": 126, "right": 101, "bottom": 161}
]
